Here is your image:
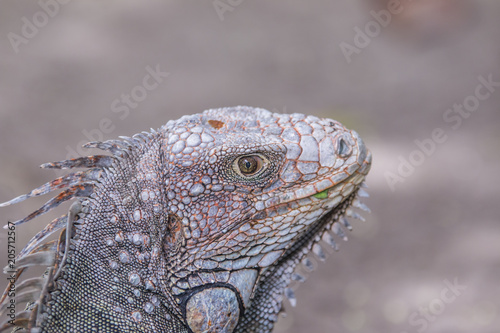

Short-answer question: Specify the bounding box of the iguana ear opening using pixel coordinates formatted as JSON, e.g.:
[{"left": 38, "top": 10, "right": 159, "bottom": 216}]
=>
[{"left": 163, "top": 213, "right": 185, "bottom": 254}]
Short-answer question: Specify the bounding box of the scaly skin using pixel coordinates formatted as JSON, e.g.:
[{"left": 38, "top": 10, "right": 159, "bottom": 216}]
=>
[{"left": 0, "top": 106, "right": 371, "bottom": 333}]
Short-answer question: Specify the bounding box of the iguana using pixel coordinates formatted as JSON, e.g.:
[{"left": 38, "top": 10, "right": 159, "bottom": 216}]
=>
[{"left": 0, "top": 106, "right": 372, "bottom": 333}]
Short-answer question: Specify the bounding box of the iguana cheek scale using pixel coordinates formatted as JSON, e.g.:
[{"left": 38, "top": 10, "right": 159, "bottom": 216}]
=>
[{"left": 0, "top": 106, "right": 371, "bottom": 333}]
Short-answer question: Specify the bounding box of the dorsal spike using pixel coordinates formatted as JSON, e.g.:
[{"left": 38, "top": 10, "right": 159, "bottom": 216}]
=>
[
  {"left": 53, "top": 201, "right": 81, "bottom": 280},
  {"left": 0, "top": 240, "right": 56, "bottom": 307},
  {"left": 133, "top": 133, "right": 150, "bottom": 143},
  {"left": 83, "top": 141, "right": 123, "bottom": 155},
  {"left": 0, "top": 171, "right": 97, "bottom": 208},
  {"left": 4, "top": 184, "right": 92, "bottom": 228},
  {"left": 0, "top": 290, "right": 41, "bottom": 316},
  {"left": 14, "top": 278, "right": 46, "bottom": 295},
  {"left": 40, "top": 155, "right": 113, "bottom": 169},
  {"left": 4, "top": 252, "right": 55, "bottom": 274},
  {"left": 117, "top": 136, "right": 138, "bottom": 147},
  {"left": 19, "top": 216, "right": 67, "bottom": 258},
  {"left": 0, "top": 311, "right": 31, "bottom": 332}
]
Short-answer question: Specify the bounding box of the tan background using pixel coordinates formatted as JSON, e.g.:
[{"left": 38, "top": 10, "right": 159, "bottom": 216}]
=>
[{"left": 1, "top": 1, "right": 499, "bottom": 332}]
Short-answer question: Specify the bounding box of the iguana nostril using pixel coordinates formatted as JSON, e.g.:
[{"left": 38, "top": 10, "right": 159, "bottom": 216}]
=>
[{"left": 337, "top": 137, "right": 351, "bottom": 157}]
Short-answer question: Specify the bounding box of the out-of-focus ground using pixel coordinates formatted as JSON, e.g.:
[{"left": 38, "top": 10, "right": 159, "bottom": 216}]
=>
[{"left": 1, "top": 1, "right": 499, "bottom": 332}]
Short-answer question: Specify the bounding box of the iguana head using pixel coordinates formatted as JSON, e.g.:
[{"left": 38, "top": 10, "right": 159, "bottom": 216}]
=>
[
  {"left": 160, "top": 107, "right": 371, "bottom": 331},
  {"left": 0, "top": 106, "right": 371, "bottom": 333}
]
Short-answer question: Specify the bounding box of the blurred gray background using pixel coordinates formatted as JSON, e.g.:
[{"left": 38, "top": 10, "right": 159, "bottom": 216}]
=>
[{"left": 1, "top": 1, "right": 499, "bottom": 332}]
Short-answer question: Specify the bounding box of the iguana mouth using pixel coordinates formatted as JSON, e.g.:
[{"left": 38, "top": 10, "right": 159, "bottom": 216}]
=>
[
  {"left": 283, "top": 189, "right": 360, "bottom": 263},
  {"left": 309, "top": 148, "right": 372, "bottom": 201},
  {"left": 284, "top": 149, "right": 372, "bottom": 261}
]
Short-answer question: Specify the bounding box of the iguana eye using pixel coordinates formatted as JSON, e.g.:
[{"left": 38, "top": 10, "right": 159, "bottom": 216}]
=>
[
  {"left": 238, "top": 156, "right": 259, "bottom": 174},
  {"left": 234, "top": 155, "right": 266, "bottom": 177}
]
